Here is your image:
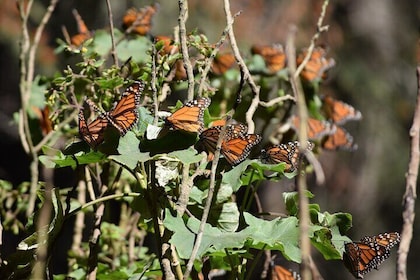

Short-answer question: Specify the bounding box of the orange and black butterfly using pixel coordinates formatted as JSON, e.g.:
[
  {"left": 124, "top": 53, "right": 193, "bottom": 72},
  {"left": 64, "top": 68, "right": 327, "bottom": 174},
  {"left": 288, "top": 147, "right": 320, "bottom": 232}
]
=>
[
  {"left": 261, "top": 141, "right": 314, "bottom": 172},
  {"left": 343, "top": 232, "right": 400, "bottom": 279},
  {"left": 290, "top": 115, "right": 336, "bottom": 140},
  {"left": 78, "top": 81, "right": 143, "bottom": 147},
  {"left": 103, "top": 81, "right": 143, "bottom": 135},
  {"left": 198, "top": 123, "right": 261, "bottom": 165},
  {"left": 296, "top": 46, "right": 335, "bottom": 82},
  {"left": 322, "top": 95, "right": 362, "bottom": 125},
  {"left": 251, "top": 44, "right": 286, "bottom": 73},
  {"left": 122, "top": 4, "right": 159, "bottom": 35},
  {"left": 165, "top": 97, "right": 211, "bottom": 133},
  {"left": 211, "top": 53, "right": 236, "bottom": 75},
  {"left": 271, "top": 265, "right": 301, "bottom": 280},
  {"left": 321, "top": 126, "right": 356, "bottom": 151},
  {"left": 78, "top": 110, "right": 109, "bottom": 148}
]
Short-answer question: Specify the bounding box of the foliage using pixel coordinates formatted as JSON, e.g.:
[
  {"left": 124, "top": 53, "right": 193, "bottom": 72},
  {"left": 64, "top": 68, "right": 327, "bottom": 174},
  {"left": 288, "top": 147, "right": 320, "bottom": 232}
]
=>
[{"left": 2, "top": 2, "right": 362, "bottom": 279}]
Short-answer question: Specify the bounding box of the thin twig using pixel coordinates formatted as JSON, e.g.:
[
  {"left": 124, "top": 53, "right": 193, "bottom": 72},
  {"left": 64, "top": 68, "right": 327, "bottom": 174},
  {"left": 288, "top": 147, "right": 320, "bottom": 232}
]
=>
[
  {"left": 286, "top": 25, "right": 311, "bottom": 280},
  {"left": 105, "top": 0, "right": 119, "bottom": 67},
  {"left": 294, "top": 0, "right": 330, "bottom": 79},
  {"left": 259, "top": 95, "right": 296, "bottom": 107},
  {"left": 183, "top": 117, "right": 233, "bottom": 279},
  {"left": 178, "top": 0, "right": 195, "bottom": 101},
  {"left": 223, "top": 0, "right": 260, "bottom": 133},
  {"left": 397, "top": 66, "right": 420, "bottom": 280},
  {"left": 197, "top": 11, "right": 240, "bottom": 96},
  {"left": 151, "top": 43, "right": 159, "bottom": 125}
]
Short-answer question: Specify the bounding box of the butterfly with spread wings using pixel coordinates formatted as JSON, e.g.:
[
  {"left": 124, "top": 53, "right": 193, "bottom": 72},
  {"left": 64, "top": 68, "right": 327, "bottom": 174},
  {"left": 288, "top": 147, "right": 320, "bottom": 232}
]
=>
[
  {"left": 260, "top": 141, "right": 314, "bottom": 172},
  {"left": 103, "top": 81, "right": 143, "bottom": 135},
  {"left": 290, "top": 115, "right": 336, "bottom": 140},
  {"left": 343, "top": 232, "right": 400, "bottom": 279},
  {"left": 322, "top": 95, "right": 362, "bottom": 125},
  {"left": 321, "top": 126, "right": 357, "bottom": 151},
  {"left": 78, "top": 81, "right": 143, "bottom": 147},
  {"left": 198, "top": 123, "right": 261, "bottom": 166},
  {"left": 165, "top": 97, "right": 211, "bottom": 133}
]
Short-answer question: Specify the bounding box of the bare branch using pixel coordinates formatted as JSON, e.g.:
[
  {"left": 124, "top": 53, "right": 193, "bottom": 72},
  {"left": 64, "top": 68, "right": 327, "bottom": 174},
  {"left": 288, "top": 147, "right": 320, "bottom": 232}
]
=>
[
  {"left": 223, "top": 0, "right": 260, "bottom": 133},
  {"left": 105, "top": 0, "right": 119, "bottom": 67},
  {"left": 178, "top": 0, "right": 195, "bottom": 101},
  {"left": 397, "top": 66, "right": 420, "bottom": 280},
  {"left": 294, "top": 0, "right": 330, "bottom": 79}
]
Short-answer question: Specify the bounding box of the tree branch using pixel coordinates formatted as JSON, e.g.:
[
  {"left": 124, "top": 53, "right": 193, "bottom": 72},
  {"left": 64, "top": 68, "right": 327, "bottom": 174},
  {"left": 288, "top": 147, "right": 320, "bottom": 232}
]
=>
[{"left": 397, "top": 66, "right": 420, "bottom": 280}]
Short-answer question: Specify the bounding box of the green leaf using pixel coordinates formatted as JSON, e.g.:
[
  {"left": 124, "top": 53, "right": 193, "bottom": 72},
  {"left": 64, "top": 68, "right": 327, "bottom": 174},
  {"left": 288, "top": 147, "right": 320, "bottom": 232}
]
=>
[
  {"left": 168, "top": 147, "right": 204, "bottom": 165},
  {"left": 209, "top": 202, "right": 240, "bottom": 232},
  {"left": 116, "top": 35, "right": 152, "bottom": 63},
  {"left": 39, "top": 146, "right": 106, "bottom": 169},
  {"left": 110, "top": 132, "right": 151, "bottom": 169},
  {"left": 242, "top": 213, "right": 301, "bottom": 262},
  {"left": 283, "top": 191, "right": 314, "bottom": 216}
]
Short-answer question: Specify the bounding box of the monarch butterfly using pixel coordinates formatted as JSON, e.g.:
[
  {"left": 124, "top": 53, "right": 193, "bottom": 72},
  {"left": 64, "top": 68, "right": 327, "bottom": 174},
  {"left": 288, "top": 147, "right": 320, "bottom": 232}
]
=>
[
  {"left": 322, "top": 126, "right": 357, "bottom": 151},
  {"left": 102, "top": 81, "right": 143, "bottom": 135},
  {"left": 198, "top": 123, "right": 248, "bottom": 155},
  {"left": 296, "top": 46, "right": 335, "bottom": 82},
  {"left": 290, "top": 115, "right": 336, "bottom": 140},
  {"left": 211, "top": 53, "right": 236, "bottom": 75},
  {"left": 198, "top": 123, "right": 261, "bottom": 165},
  {"left": 122, "top": 4, "right": 159, "bottom": 35},
  {"left": 343, "top": 232, "right": 400, "bottom": 279},
  {"left": 261, "top": 141, "right": 314, "bottom": 172},
  {"left": 251, "top": 44, "right": 286, "bottom": 73},
  {"left": 322, "top": 95, "right": 362, "bottom": 125},
  {"left": 165, "top": 97, "right": 211, "bottom": 133},
  {"left": 78, "top": 110, "right": 109, "bottom": 148},
  {"left": 271, "top": 265, "right": 301, "bottom": 280}
]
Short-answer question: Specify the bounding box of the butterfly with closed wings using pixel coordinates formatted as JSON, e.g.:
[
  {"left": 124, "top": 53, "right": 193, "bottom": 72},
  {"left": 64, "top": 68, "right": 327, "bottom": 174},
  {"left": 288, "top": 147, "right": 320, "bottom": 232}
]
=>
[{"left": 260, "top": 141, "right": 314, "bottom": 172}]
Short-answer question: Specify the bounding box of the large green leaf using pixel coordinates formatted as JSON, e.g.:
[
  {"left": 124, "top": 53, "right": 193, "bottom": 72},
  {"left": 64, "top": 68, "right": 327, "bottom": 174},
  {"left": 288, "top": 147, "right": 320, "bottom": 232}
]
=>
[{"left": 110, "top": 131, "right": 151, "bottom": 169}]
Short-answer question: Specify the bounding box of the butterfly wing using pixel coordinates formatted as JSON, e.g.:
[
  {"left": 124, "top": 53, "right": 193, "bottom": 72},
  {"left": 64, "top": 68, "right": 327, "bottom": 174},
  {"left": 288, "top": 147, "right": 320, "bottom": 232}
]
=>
[
  {"left": 290, "top": 115, "right": 336, "bottom": 140},
  {"left": 322, "top": 96, "right": 362, "bottom": 125},
  {"left": 322, "top": 126, "right": 357, "bottom": 151},
  {"left": 211, "top": 53, "right": 236, "bottom": 75},
  {"left": 221, "top": 133, "right": 261, "bottom": 166},
  {"left": 271, "top": 265, "right": 301, "bottom": 280},
  {"left": 297, "top": 46, "right": 335, "bottom": 82},
  {"left": 251, "top": 44, "right": 286, "bottom": 73},
  {"left": 107, "top": 81, "right": 143, "bottom": 135},
  {"left": 78, "top": 110, "right": 108, "bottom": 148},
  {"left": 165, "top": 97, "right": 211, "bottom": 133},
  {"left": 122, "top": 4, "right": 159, "bottom": 35}
]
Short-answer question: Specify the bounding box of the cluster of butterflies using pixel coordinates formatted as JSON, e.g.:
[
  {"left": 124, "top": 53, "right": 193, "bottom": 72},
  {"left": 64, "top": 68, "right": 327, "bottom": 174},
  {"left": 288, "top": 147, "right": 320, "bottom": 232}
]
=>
[
  {"left": 289, "top": 94, "right": 362, "bottom": 151},
  {"left": 78, "top": 82, "right": 313, "bottom": 170}
]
